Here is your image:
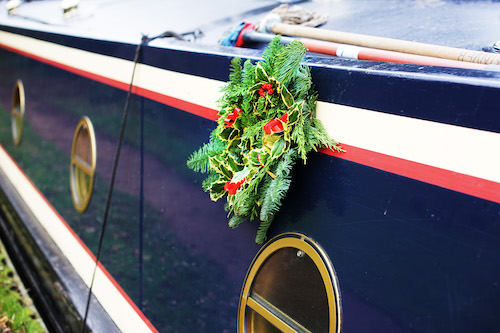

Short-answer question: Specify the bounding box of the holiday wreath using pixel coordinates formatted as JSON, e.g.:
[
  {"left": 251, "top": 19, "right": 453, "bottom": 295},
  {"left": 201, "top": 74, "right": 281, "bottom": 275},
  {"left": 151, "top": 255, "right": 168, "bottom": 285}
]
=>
[{"left": 187, "top": 36, "right": 343, "bottom": 244}]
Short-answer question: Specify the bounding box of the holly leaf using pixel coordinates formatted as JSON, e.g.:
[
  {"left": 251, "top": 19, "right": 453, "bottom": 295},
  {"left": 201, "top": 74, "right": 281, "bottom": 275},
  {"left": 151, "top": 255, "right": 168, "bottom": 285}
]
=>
[
  {"left": 209, "top": 180, "right": 228, "bottom": 201},
  {"left": 225, "top": 151, "right": 243, "bottom": 172},
  {"left": 248, "top": 82, "right": 262, "bottom": 94},
  {"left": 255, "top": 62, "right": 269, "bottom": 82},
  {"left": 270, "top": 137, "right": 287, "bottom": 158},
  {"left": 208, "top": 155, "right": 233, "bottom": 180},
  {"left": 287, "top": 107, "right": 299, "bottom": 125},
  {"left": 232, "top": 167, "right": 251, "bottom": 183},
  {"left": 281, "top": 84, "right": 294, "bottom": 108}
]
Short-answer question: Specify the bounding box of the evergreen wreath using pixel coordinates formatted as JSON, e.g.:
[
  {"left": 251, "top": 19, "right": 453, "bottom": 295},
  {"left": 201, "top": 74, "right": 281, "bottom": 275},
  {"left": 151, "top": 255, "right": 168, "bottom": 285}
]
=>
[{"left": 187, "top": 36, "right": 343, "bottom": 244}]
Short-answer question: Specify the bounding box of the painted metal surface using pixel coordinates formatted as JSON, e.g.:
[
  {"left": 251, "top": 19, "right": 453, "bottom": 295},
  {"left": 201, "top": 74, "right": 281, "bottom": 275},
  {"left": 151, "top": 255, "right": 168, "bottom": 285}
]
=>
[{"left": 0, "top": 1, "right": 499, "bottom": 332}]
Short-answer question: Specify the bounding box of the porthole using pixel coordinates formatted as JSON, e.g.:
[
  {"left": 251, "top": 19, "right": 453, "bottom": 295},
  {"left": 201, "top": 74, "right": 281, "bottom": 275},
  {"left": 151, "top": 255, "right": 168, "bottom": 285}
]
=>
[
  {"left": 11, "top": 80, "right": 25, "bottom": 146},
  {"left": 70, "top": 116, "right": 96, "bottom": 213},
  {"left": 238, "top": 233, "right": 341, "bottom": 333}
]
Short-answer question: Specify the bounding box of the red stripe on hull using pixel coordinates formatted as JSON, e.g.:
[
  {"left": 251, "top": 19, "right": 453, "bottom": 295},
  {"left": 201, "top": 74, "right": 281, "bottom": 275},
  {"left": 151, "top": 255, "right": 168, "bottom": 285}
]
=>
[
  {"left": 1, "top": 41, "right": 499, "bottom": 205},
  {"left": 323, "top": 144, "right": 500, "bottom": 204},
  {"left": 0, "top": 42, "right": 220, "bottom": 121},
  {"left": 133, "top": 86, "right": 220, "bottom": 121}
]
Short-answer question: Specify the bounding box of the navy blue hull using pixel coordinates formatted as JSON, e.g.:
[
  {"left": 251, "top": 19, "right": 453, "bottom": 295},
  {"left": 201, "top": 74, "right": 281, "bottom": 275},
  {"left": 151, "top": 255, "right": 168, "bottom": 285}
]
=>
[
  {"left": 1, "top": 15, "right": 500, "bottom": 332},
  {"left": 279, "top": 154, "right": 500, "bottom": 332}
]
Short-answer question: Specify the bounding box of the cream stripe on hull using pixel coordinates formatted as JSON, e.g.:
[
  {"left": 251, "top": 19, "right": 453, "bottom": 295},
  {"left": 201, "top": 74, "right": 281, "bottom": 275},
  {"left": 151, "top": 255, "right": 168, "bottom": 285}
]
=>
[
  {"left": 317, "top": 103, "right": 500, "bottom": 184},
  {"left": 1, "top": 29, "right": 499, "bottom": 185},
  {"left": 0, "top": 146, "right": 155, "bottom": 333}
]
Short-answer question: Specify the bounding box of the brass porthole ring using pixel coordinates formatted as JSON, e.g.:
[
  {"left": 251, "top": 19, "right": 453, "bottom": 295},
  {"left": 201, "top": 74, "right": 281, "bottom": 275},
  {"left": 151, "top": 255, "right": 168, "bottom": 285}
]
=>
[
  {"left": 238, "top": 232, "right": 342, "bottom": 333},
  {"left": 11, "top": 80, "right": 25, "bottom": 146},
  {"left": 70, "top": 116, "right": 97, "bottom": 213}
]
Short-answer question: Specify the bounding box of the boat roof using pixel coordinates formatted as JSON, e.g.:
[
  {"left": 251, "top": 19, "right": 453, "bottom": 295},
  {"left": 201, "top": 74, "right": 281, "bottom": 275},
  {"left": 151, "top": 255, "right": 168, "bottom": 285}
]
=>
[{"left": 1, "top": 0, "right": 500, "bottom": 58}]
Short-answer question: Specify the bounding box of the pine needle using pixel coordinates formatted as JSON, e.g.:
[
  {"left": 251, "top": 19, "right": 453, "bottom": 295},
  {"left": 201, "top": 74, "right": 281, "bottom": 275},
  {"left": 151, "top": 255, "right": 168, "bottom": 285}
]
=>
[
  {"left": 291, "top": 64, "right": 312, "bottom": 99},
  {"left": 232, "top": 184, "right": 258, "bottom": 217},
  {"left": 256, "top": 219, "right": 273, "bottom": 244},
  {"left": 262, "top": 35, "right": 284, "bottom": 73},
  {"left": 228, "top": 214, "right": 247, "bottom": 229},
  {"left": 273, "top": 40, "right": 307, "bottom": 86},
  {"left": 242, "top": 59, "right": 256, "bottom": 87},
  {"left": 186, "top": 139, "right": 225, "bottom": 173},
  {"left": 275, "top": 148, "right": 297, "bottom": 178},
  {"left": 229, "top": 57, "right": 242, "bottom": 86},
  {"left": 260, "top": 175, "right": 291, "bottom": 223}
]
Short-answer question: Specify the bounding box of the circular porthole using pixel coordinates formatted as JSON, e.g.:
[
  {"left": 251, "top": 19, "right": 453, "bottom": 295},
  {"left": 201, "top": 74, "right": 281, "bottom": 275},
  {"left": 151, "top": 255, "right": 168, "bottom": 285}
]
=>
[
  {"left": 70, "top": 116, "right": 96, "bottom": 213},
  {"left": 11, "top": 80, "right": 25, "bottom": 146},
  {"left": 238, "top": 233, "right": 342, "bottom": 333}
]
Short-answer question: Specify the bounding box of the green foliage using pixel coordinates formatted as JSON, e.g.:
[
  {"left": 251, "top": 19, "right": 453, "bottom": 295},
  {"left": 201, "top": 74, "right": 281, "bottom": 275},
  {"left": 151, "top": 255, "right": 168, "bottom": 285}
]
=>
[
  {"left": 276, "top": 148, "right": 297, "bottom": 178},
  {"left": 186, "top": 138, "right": 225, "bottom": 173},
  {"left": 260, "top": 175, "right": 291, "bottom": 223},
  {"left": 202, "top": 173, "right": 220, "bottom": 192},
  {"left": 273, "top": 40, "right": 307, "bottom": 86},
  {"left": 0, "top": 249, "right": 45, "bottom": 333},
  {"left": 290, "top": 64, "right": 312, "bottom": 100},
  {"left": 228, "top": 214, "right": 247, "bottom": 229},
  {"left": 187, "top": 35, "right": 342, "bottom": 244},
  {"left": 240, "top": 119, "right": 265, "bottom": 145},
  {"left": 261, "top": 35, "right": 284, "bottom": 73},
  {"left": 228, "top": 57, "right": 243, "bottom": 86}
]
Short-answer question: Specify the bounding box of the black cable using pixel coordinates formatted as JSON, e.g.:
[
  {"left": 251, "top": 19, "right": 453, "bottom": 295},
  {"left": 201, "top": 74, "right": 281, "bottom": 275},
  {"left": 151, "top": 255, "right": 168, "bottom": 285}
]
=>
[
  {"left": 76, "top": 2, "right": 292, "bottom": 325},
  {"left": 77, "top": 4, "right": 285, "bottom": 329},
  {"left": 80, "top": 36, "right": 147, "bottom": 333}
]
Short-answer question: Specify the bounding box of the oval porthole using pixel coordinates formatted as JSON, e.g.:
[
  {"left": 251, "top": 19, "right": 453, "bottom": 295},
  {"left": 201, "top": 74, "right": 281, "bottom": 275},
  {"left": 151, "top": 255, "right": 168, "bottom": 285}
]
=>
[
  {"left": 238, "top": 233, "right": 341, "bottom": 333},
  {"left": 11, "top": 80, "right": 25, "bottom": 146},
  {"left": 70, "top": 116, "right": 96, "bottom": 213}
]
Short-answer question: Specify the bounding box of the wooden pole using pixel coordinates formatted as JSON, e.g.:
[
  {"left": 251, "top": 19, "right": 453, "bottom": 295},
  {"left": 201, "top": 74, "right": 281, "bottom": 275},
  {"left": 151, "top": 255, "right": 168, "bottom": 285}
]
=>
[
  {"left": 302, "top": 38, "right": 486, "bottom": 69},
  {"left": 271, "top": 23, "right": 500, "bottom": 65},
  {"left": 243, "top": 30, "right": 486, "bottom": 70}
]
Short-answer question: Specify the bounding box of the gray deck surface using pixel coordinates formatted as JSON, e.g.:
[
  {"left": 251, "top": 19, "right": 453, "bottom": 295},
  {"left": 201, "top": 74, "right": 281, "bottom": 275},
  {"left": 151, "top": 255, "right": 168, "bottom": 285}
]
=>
[{"left": 1, "top": 0, "right": 500, "bottom": 52}]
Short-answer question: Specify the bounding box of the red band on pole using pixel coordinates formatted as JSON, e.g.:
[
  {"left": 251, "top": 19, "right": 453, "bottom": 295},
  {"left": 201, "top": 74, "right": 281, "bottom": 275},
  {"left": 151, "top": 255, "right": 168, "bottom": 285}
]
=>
[{"left": 235, "top": 23, "right": 256, "bottom": 47}]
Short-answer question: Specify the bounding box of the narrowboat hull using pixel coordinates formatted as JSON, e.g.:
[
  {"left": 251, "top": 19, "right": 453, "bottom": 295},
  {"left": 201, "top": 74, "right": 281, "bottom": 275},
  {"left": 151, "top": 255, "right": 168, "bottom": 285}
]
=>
[{"left": 1, "top": 1, "right": 500, "bottom": 332}]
